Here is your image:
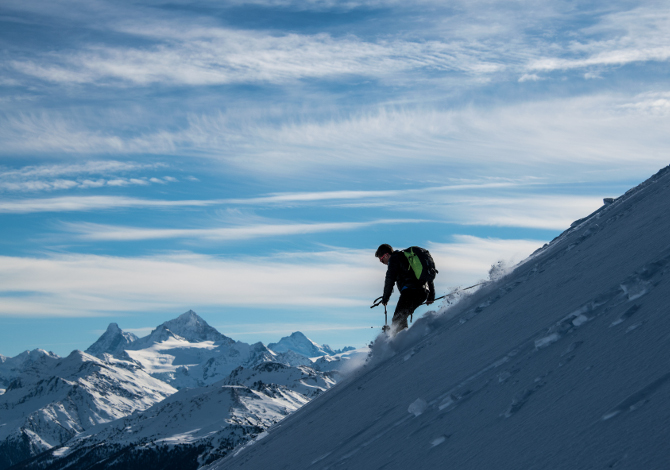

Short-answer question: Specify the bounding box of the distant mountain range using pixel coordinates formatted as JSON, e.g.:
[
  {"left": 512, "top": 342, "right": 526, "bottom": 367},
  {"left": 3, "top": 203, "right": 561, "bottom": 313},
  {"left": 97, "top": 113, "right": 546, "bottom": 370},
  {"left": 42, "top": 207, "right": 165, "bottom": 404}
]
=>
[{"left": 0, "top": 311, "right": 363, "bottom": 470}]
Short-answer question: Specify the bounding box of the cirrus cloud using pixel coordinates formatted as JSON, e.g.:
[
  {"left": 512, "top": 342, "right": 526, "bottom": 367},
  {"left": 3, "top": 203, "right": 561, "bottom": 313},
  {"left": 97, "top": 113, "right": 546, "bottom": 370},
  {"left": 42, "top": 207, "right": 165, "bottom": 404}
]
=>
[{"left": 0, "top": 236, "right": 543, "bottom": 317}]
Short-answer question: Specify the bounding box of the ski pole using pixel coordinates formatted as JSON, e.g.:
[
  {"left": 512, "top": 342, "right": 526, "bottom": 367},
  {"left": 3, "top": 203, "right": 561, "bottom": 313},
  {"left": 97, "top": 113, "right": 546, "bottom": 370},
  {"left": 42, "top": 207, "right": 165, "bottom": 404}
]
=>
[
  {"left": 370, "top": 296, "right": 384, "bottom": 308},
  {"left": 371, "top": 297, "right": 390, "bottom": 332}
]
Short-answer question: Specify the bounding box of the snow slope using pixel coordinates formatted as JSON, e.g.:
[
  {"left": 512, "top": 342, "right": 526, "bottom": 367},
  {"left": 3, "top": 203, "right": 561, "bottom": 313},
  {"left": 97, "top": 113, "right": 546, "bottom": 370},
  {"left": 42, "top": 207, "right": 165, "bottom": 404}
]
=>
[
  {"left": 205, "top": 165, "right": 670, "bottom": 470},
  {"left": 0, "top": 351, "right": 176, "bottom": 469}
]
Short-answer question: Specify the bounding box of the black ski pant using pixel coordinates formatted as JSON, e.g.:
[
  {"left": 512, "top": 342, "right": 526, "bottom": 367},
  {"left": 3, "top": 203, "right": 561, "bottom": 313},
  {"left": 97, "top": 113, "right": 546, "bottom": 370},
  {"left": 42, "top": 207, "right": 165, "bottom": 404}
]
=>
[{"left": 392, "top": 287, "right": 428, "bottom": 332}]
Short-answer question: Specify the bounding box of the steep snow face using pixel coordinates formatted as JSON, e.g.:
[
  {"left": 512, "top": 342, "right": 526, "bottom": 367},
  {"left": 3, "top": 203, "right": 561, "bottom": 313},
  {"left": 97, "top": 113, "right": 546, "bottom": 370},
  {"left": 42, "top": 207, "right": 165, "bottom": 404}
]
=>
[
  {"left": 0, "top": 351, "right": 176, "bottom": 469},
  {"left": 17, "top": 363, "right": 337, "bottom": 470},
  {"left": 206, "top": 166, "right": 670, "bottom": 470},
  {"left": 268, "top": 332, "right": 335, "bottom": 357},
  {"left": 85, "top": 323, "right": 138, "bottom": 358}
]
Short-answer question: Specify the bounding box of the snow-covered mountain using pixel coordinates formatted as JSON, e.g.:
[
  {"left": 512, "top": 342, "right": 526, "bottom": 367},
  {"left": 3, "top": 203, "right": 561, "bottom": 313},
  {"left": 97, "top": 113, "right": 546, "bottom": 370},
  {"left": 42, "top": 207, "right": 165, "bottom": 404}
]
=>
[
  {"left": 1, "top": 310, "right": 358, "bottom": 470},
  {"left": 89, "top": 312, "right": 352, "bottom": 390},
  {"left": 83, "top": 311, "right": 276, "bottom": 390},
  {"left": 0, "top": 351, "right": 176, "bottom": 470},
  {"left": 202, "top": 166, "right": 670, "bottom": 470},
  {"left": 125, "top": 336, "right": 278, "bottom": 389},
  {"left": 85, "top": 323, "right": 138, "bottom": 357},
  {"left": 130, "top": 310, "right": 233, "bottom": 350},
  {"left": 268, "top": 331, "right": 336, "bottom": 357},
  {"left": 0, "top": 349, "right": 60, "bottom": 392},
  {"left": 11, "top": 363, "right": 337, "bottom": 470}
]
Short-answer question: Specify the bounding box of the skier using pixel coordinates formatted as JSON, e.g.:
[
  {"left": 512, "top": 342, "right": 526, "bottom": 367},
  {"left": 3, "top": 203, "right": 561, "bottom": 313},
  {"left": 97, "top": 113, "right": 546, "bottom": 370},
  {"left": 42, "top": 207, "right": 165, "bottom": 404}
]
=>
[{"left": 375, "top": 244, "right": 436, "bottom": 333}]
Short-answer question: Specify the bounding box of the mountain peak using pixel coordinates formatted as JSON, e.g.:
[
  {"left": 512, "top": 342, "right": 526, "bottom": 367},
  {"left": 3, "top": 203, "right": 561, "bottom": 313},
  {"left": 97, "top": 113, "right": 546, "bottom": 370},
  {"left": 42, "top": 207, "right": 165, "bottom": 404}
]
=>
[
  {"left": 86, "top": 323, "right": 138, "bottom": 358},
  {"left": 159, "top": 310, "right": 230, "bottom": 344},
  {"left": 268, "top": 331, "right": 334, "bottom": 357}
]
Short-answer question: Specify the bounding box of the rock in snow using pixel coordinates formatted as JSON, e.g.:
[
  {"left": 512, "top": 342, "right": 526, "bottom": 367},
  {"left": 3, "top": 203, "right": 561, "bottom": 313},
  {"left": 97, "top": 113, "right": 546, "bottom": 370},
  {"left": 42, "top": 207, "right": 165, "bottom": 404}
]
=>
[{"left": 202, "top": 165, "right": 670, "bottom": 469}]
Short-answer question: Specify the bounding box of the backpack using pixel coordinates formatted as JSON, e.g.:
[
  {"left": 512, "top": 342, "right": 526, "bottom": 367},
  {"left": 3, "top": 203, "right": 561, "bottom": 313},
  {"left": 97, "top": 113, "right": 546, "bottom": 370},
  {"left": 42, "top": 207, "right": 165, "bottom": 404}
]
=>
[{"left": 403, "top": 246, "right": 438, "bottom": 284}]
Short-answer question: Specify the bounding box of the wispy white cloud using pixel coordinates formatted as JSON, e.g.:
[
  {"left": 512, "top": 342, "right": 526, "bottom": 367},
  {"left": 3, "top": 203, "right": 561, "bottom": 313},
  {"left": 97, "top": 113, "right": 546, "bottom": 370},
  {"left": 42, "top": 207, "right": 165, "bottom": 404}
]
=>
[
  {"left": 518, "top": 73, "right": 542, "bottom": 82},
  {"left": 427, "top": 195, "right": 604, "bottom": 230},
  {"left": 5, "top": 92, "right": 665, "bottom": 181},
  {"left": 65, "top": 219, "right": 429, "bottom": 241},
  {"left": 9, "top": 27, "right": 505, "bottom": 87},
  {"left": 6, "top": 1, "right": 669, "bottom": 90},
  {"left": 171, "top": 96, "right": 670, "bottom": 178},
  {"left": 0, "top": 186, "right": 605, "bottom": 231},
  {"left": 618, "top": 92, "right": 670, "bottom": 116},
  {"left": 0, "top": 236, "right": 543, "bottom": 317},
  {"left": 0, "top": 113, "right": 176, "bottom": 154},
  {"left": 527, "top": 6, "right": 670, "bottom": 73},
  {"left": 0, "top": 160, "right": 164, "bottom": 179},
  {"left": 221, "top": 182, "right": 523, "bottom": 205},
  {"left": 0, "top": 160, "right": 179, "bottom": 193},
  {"left": 0, "top": 195, "right": 217, "bottom": 213},
  {"left": 0, "top": 177, "right": 177, "bottom": 192},
  {"left": 0, "top": 182, "right": 512, "bottom": 213}
]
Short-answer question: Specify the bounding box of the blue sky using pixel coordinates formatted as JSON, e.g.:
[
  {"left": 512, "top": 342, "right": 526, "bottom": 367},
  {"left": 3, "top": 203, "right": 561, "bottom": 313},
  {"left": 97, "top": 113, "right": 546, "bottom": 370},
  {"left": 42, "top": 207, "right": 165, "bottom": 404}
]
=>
[{"left": 1, "top": 0, "right": 669, "bottom": 357}]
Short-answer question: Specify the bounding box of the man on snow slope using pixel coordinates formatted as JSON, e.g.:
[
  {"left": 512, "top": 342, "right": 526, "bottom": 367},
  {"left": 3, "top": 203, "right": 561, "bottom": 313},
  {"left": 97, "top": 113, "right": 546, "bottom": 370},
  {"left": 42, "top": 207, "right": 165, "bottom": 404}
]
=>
[{"left": 376, "top": 243, "right": 435, "bottom": 333}]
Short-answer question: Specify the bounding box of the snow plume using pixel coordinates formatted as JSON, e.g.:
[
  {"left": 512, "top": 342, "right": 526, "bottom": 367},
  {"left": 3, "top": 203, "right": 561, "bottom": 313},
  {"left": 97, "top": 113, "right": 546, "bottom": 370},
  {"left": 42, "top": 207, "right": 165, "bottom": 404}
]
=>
[
  {"left": 488, "top": 260, "right": 512, "bottom": 282},
  {"left": 331, "top": 349, "right": 370, "bottom": 378}
]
